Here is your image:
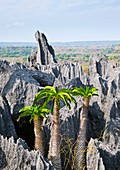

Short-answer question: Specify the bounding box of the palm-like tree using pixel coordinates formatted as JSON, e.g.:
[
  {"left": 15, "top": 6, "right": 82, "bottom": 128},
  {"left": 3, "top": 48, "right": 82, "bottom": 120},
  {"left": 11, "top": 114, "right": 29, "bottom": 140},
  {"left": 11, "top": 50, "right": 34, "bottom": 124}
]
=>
[
  {"left": 19, "top": 104, "right": 50, "bottom": 156},
  {"left": 72, "top": 86, "right": 98, "bottom": 170},
  {"left": 34, "top": 86, "right": 76, "bottom": 170}
]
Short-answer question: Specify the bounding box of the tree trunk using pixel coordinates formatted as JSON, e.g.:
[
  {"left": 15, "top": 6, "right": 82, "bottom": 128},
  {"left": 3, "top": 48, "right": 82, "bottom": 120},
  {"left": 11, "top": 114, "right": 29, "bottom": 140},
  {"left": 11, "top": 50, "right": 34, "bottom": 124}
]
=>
[
  {"left": 34, "top": 116, "right": 45, "bottom": 156},
  {"left": 48, "top": 99, "right": 62, "bottom": 170},
  {"left": 74, "top": 97, "right": 89, "bottom": 170}
]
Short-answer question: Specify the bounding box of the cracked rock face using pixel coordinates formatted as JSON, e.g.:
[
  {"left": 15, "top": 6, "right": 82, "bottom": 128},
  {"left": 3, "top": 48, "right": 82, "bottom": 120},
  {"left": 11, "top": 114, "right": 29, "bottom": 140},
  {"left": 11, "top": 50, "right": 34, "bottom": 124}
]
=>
[
  {"left": 28, "top": 31, "right": 57, "bottom": 66},
  {"left": 0, "top": 135, "right": 55, "bottom": 170},
  {"left": 0, "top": 60, "right": 55, "bottom": 169},
  {"left": 0, "top": 61, "right": 55, "bottom": 116},
  {"left": 0, "top": 48, "right": 120, "bottom": 169},
  {"left": 87, "top": 56, "right": 120, "bottom": 170},
  {"left": 0, "top": 96, "right": 17, "bottom": 138}
]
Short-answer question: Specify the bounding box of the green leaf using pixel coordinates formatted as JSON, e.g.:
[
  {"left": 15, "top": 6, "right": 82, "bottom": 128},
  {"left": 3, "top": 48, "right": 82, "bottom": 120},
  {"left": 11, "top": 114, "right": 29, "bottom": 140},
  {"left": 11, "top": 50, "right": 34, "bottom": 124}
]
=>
[
  {"left": 19, "top": 111, "right": 30, "bottom": 118},
  {"left": 34, "top": 91, "right": 48, "bottom": 103},
  {"left": 59, "top": 93, "right": 71, "bottom": 109},
  {"left": 29, "top": 115, "right": 34, "bottom": 123},
  {"left": 44, "top": 86, "right": 57, "bottom": 93},
  {"left": 71, "top": 86, "right": 98, "bottom": 98},
  {"left": 41, "top": 108, "right": 51, "bottom": 113},
  {"left": 40, "top": 113, "right": 47, "bottom": 118},
  {"left": 19, "top": 106, "right": 31, "bottom": 113}
]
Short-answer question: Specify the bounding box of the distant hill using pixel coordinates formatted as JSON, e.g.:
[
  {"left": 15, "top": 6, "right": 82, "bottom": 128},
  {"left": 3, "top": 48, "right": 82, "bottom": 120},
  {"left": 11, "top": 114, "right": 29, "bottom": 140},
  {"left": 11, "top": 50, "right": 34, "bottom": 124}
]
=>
[{"left": 0, "top": 40, "right": 120, "bottom": 47}]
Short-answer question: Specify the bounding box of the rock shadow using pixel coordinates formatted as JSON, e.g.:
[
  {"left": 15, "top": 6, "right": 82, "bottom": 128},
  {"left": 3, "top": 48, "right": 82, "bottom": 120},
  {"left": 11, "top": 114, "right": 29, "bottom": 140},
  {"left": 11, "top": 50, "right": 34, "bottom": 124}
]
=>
[
  {"left": 89, "top": 101, "right": 106, "bottom": 140},
  {"left": 0, "top": 148, "right": 7, "bottom": 169}
]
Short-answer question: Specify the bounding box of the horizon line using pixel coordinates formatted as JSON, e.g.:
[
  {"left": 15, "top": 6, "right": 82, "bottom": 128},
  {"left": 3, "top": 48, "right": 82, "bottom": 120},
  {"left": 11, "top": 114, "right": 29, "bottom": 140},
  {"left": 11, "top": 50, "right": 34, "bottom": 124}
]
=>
[{"left": 0, "top": 40, "right": 120, "bottom": 43}]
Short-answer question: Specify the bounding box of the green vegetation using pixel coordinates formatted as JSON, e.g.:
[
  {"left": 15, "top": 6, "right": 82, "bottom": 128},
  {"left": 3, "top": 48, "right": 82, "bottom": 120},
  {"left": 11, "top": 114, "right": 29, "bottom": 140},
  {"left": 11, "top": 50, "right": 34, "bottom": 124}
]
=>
[
  {"left": 56, "top": 53, "right": 71, "bottom": 60},
  {"left": 19, "top": 104, "right": 50, "bottom": 156},
  {"left": 107, "top": 55, "right": 120, "bottom": 60},
  {"left": 19, "top": 85, "right": 98, "bottom": 170},
  {"left": 56, "top": 53, "right": 90, "bottom": 62},
  {"left": 0, "top": 46, "right": 36, "bottom": 58},
  {"left": 34, "top": 86, "right": 76, "bottom": 170},
  {"left": 0, "top": 44, "right": 119, "bottom": 64},
  {"left": 72, "top": 86, "right": 98, "bottom": 170}
]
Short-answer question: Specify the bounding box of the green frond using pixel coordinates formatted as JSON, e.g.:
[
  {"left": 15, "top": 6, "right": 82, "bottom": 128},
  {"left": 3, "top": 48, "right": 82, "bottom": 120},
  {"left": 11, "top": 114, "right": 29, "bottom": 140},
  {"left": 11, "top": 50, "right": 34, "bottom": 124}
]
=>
[
  {"left": 71, "top": 88, "right": 81, "bottom": 96},
  {"left": 58, "top": 88, "right": 70, "bottom": 93},
  {"left": 63, "top": 97, "right": 71, "bottom": 110},
  {"left": 71, "top": 86, "right": 98, "bottom": 98},
  {"left": 58, "top": 91, "right": 70, "bottom": 99},
  {"left": 29, "top": 115, "right": 34, "bottom": 123},
  {"left": 72, "top": 87, "right": 85, "bottom": 97},
  {"left": 33, "top": 86, "right": 77, "bottom": 116},
  {"left": 41, "top": 108, "right": 50, "bottom": 112},
  {"left": 42, "top": 93, "right": 54, "bottom": 106},
  {"left": 19, "top": 106, "right": 33, "bottom": 117},
  {"left": 19, "top": 106, "right": 31, "bottom": 113},
  {"left": 58, "top": 90, "right": 76, "bottom": 107},
  {"left": 34, "top": 86, "right": 57, "bottom": 104},
  {"left": 66, "top": 93, "right": 76, "bottom": 104},
  {"left": 19, "top": 104, "right": 50, "bottom": 123},
  {"left": 34, "top": 90, "right": 50, "bottom": 103},
  {"left": 58, "top": 93, "right": 71, "bottom": 109},
  {"left": 39, "top": 113, "right": 48, "bottom": 118},
  {"left": 19, "top": 111, "right": 31, "bottom": 118},
  {"left": 44, "top": 86, "right": 57, "bottom": 93},
  {"left": 89, "top": 87, "right": 98, "bottom": 96},
  {"left": 68, "top": 94, "right": 76, "bottom": 104}
]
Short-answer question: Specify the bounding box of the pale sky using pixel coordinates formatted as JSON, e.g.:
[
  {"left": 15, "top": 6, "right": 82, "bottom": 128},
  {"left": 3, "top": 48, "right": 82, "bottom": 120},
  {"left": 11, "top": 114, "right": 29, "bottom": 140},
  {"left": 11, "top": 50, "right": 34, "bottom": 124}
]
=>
[{"left": 0, "top": 0, "right": 120, "bottom": 42}]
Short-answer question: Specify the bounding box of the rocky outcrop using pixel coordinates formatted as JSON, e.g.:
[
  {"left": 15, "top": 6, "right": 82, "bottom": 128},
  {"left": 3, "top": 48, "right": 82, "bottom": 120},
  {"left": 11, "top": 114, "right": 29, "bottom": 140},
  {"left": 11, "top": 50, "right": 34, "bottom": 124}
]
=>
[
  {"left": 34, "top": 62, "right": 86, "bottom": 87},
  {"left": 87, "top": 138, "right": 120, "bottom": 170},
  {"left": 0, "top": 60, "right": 55, "bottom": 169},
  {"left": 28, "top": 31, "right": 57, "bottom": 66},
  {"left": 87, "top": 138, "right": 105, "bottom": 170},
  {"left": 0, "top": 96, "right": 17, "bottom": 138},
  {"left": 28, "top": 50, "right": 37, "bottom": 67},
  {"left": 0, "top": 135, "right": 54, "bottom": 170},
  {"left": 86, "top": 56, "right": 120, "bottom": 170},
  {"left": 50, "top": 56, "right": 120, "bottom": 170},
  {"left": 0, "top": 60, "right": 54, "bottom": 115},
  {"left": 0, "top": 47, "right": 120, "bottom": 169}
]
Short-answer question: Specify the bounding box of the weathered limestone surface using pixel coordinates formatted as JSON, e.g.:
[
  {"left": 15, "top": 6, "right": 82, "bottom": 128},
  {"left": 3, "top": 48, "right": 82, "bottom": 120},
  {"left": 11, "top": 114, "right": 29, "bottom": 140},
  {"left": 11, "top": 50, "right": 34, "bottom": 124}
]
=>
[
  {"left": 87, "top": 138, "right": 105, "bottom": 170},
  {"left": 0, "top": 96, "right": 17, "bottom": 138},
  {"left": 36, "top": 62, "right": 86, "bottom": 87},
  {"left": 0, "top": 60, "right": 55, "bottom": 169},
  {"left": 0, "top": 44, "right": 120, "bottom": 169},
  {"left": 87, "top": 56, "right": 120, "bottom": 170},
  {"left": 28, "top": 31, "right": 57, "bottom": 66},
  {"left": 0, "top": 60, "right": 54, "bottom": 117},
  {"left": 87, "top": 138, "right": 120, "bottom": 170},
  {"left": 42, "top": 56, "right": 120, "bottom": 169},
  {"left": 0, "top": 135, "right": 54, "bottom": 170}
]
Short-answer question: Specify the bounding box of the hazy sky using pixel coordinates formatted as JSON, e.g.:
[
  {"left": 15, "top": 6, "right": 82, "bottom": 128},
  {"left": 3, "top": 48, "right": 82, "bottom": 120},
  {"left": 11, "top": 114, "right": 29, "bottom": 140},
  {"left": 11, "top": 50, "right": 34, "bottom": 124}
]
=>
[{"left": 0, "top": 0, "right": 120, "bottom": 42}]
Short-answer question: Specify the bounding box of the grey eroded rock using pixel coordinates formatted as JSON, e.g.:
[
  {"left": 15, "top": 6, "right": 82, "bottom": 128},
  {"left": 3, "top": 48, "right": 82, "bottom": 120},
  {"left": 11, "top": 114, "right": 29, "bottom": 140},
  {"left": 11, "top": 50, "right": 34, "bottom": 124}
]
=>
[
  {"left": 28, "top": 50, "right": 37, "bottom": 67},
  {"left": 0, "top": 96, "right": 17, "bottom": 138},
  {"left": 0, "top": 60, "right": 54, "bottom": 117},
  {"left": 88, "top": 56, "right": 120, "bottom": 143},
  {"left": 87, "top": 138, "right": 120, "bottom": 170},
  {"left": 28, "top": 31, "right": 57, "bottom": 66},
  {"left": 0, "top": 60, "right": 55, "bottom": 169},
  {"left": 36, "top": 62, "right": 86, "bottom": 87},
  {"left": 87, "top": 138, "right": 105, "bottom": 170},
  {"left": 0, "top": 135, "right": 54, "bottom": 170},
  {"left": 87, "top": 55, "right": 120, "bottom": 170},
  {"left": 0, "top": 51, "right": 120, "bottom": 170}
]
